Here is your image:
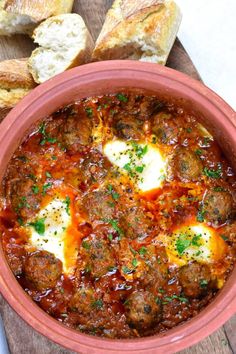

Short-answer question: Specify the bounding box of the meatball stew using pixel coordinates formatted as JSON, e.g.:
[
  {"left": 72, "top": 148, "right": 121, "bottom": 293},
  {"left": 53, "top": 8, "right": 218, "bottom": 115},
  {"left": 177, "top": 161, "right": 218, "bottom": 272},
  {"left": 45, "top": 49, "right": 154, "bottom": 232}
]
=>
[{"left": 1, "top": 92, "right": 236, "bottom": 339}]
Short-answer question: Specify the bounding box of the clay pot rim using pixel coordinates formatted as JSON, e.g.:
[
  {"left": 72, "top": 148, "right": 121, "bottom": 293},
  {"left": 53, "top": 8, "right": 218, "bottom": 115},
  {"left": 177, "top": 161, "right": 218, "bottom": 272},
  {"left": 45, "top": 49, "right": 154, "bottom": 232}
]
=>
[{"left": 0, "top": 60, "right": 236, "bottom": 353}]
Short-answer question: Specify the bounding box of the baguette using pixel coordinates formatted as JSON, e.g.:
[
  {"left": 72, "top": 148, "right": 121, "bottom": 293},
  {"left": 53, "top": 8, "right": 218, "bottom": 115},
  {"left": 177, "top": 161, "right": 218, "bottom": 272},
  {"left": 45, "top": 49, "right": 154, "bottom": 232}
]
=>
[
  {"left": 0, "top": 0, "right": 74, "bottom": 36},
  {"left": 28, "top": 14, "right": 94, "bottom": 84},
  {"left": 0, "top": 58, "right": 36, "bottom": 120},
  {"left": 92, "top": 0, "right": 182, "bottom": 64}
]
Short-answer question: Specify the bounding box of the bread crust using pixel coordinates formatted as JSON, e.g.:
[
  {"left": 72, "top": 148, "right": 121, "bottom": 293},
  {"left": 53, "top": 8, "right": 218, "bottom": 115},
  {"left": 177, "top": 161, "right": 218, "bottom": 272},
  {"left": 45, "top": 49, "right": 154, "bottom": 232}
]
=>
[
  {"left": 0, "top": 58, "right": 36, "bottom": 89},
  {"left": 92, "top": 0, "right": 182, "bottom": 64},
  {"left": 0, "top": 58, "right": 36, "bottom": 119},
  {"left": 4, "top": 0, "right": 75, "bottom": 22}
]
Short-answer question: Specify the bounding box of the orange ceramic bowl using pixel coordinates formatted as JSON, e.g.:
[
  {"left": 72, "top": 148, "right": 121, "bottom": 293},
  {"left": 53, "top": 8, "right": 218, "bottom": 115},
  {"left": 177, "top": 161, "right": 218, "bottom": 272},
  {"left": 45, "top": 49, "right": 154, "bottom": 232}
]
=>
[{"left": 0, "top": 61, "right": 236, "bottom": 353}]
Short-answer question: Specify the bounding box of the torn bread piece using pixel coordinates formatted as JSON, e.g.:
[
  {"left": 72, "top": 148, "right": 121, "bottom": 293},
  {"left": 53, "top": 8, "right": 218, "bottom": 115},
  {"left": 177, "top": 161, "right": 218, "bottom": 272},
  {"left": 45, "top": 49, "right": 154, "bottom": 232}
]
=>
[
  {"left": 92, "top": 0, "right": 182, "bottom": 64},
  {"left": 0, "top": 0, "right": 74, "bottom": 36},
  {"left": 28, "top": 14, "right": 94, "bottom": 83},
  {"left": 0, "top": 58, "right": 36, "bottom": 120}
]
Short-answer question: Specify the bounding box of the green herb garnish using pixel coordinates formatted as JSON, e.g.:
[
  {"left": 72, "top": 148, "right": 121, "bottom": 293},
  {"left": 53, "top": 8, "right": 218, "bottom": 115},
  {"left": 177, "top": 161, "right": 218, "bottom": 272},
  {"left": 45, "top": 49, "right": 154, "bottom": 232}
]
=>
[
  {"left": 200, "top": 279, "right": 208, "bottom": 288},
  {"left": 132, "top": 258, "right": 138, "bottom": 267},
  {"left": 203, "top": 166, "right": 222, "bottom": 179},
  {"left": 85, "top": 107, "right": 93, "bottom": 117},
  {"left": 116, "top": 93, "right": 128, "bottom": 103},
  {"left": 82, "top": 241, "right": 90, "bottom": 250},
  {"left": 63, "top": 196, "right": 71, "bottom": 215},
  {"left": 42, "top": 182, "right": 52, "bottom": 195},
  {"left": 139, "top": 246, "right": 147, "bottom": 256},
  {"left": 29, "top": 218, "right": 46, "bottom": 235},
  {"left": 32, "top": 185, "right": 39, "bottom": 194},
  {"left": 91, "top": 299, "right": 103, "bottom": 309}
]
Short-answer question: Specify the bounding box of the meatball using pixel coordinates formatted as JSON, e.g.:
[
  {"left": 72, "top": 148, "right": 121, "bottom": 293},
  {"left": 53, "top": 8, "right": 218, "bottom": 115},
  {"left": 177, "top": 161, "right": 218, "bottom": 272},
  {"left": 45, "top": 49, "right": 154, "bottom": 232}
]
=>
[
  {"left": 80, "top": 238, "right": 116, "bottom": 278},
  {"left": 178, "top": 262, "right": 215, "bottom": 298},
  {"left": 70, "top": 286, "right": 95, "bottom": 314},
  {"left": 80, "top": 150, "right": 111, "bottom": 185},
  {"left": 139, "top": 245, "right": 168, "bottom": 289},
  {"left": 152, "top": 112, "right": 179, "bottom": 145},
  {"left": 119, "top": 205, "right": 152, "bottom": 240},
  {"left": 113, "top": 115, "right": 143, "bottom": 140},
  {"left": 24, "top": 251, "right": 62, "bottom": 291},
  {"left": 125, "top": 291, "right": 162, "bottom": 329},
  {"left": 82, "top": 190, "right": 115, "bottom": 221},
  {"left": 59, "top": 113, "right": 92, "bottom": 149},
  {"left": 203, "top": 189, "right": 233, "bottom": 224},
  {"left": 5, "top": 244, "right": 26, "bottom": 276},
  {"left": 6, "top": 177, "right": 41, "bottom": 220},
  {"left": 221, "top": 222, "right": 236, "bottom": 244},
  {"left": 170, "top": 148, "right": 203, "bottom": 182}
]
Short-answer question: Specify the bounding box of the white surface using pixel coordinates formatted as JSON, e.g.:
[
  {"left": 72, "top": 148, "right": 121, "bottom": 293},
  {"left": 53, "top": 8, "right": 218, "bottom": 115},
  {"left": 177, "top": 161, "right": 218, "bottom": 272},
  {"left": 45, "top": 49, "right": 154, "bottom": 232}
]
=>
[{"left": 175, "top": 0, "right": 236, "bottom": 110}]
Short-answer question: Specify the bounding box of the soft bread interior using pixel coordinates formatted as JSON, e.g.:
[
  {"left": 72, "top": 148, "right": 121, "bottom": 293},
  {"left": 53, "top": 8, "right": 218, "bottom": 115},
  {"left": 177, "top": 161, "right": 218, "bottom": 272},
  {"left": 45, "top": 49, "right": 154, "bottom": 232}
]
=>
[
  {"left": 0, "top": 87, "right": 30, "bottom": 107},
  {"left": 29, "top": 14, "right": 94, "bottom": 83}
]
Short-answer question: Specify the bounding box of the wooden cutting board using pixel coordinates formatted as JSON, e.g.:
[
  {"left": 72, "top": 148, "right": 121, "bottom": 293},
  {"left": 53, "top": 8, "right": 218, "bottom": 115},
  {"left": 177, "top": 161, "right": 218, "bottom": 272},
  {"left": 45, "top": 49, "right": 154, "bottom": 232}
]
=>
[{"left": 0, "top": 1, "right": 235, "bottom": 353}]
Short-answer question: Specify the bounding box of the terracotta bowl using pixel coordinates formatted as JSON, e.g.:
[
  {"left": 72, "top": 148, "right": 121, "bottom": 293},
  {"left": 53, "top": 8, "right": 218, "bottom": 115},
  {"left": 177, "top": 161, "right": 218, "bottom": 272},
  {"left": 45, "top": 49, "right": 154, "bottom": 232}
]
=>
[{"left": 0, "top": 61, "right": 236, "bottom": 353}]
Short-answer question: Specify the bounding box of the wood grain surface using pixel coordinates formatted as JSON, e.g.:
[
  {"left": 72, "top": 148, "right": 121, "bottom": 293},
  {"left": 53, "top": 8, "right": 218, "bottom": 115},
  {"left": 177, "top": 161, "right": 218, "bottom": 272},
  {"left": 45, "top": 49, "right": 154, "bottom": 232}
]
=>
[{"left": 0, "top": 1, "right": 235, "bottom": 353}]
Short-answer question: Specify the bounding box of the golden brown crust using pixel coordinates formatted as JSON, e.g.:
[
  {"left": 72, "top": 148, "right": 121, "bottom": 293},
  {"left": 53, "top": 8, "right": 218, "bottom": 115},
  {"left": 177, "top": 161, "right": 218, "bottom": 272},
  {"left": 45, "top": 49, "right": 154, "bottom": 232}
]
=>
[
  {"left": 4, "top": 0, "right": 74, "bottom": 22},
  {"left": 0, "top": 58, "right": 36, "bottom": 89},
  {"left": 92, "top": 0, "right": 182, "bottom": 64}
]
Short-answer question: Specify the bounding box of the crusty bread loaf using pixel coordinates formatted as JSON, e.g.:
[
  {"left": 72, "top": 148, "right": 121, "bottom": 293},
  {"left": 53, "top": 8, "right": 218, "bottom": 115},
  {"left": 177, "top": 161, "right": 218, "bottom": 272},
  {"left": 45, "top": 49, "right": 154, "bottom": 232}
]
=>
[
  {"left": 28, "top": 14, "right": 94, "bottom": 84},
  {"left": 0, "top": 0, "right": 74, "bottom": 36},
  {"left": 0, "top": 58, "right": 36, "bottom": 120},
  {"left": 92, "top": 0, "right": 182, "bottom": 64},
  {"left": 4, "top": 0, "right": 75, "bottom": 22}
]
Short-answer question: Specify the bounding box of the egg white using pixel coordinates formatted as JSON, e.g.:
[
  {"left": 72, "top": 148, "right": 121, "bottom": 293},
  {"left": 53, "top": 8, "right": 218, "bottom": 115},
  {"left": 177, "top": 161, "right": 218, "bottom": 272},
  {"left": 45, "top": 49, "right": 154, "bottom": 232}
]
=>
[
  {"left": 103, "top": 140, "right": 166, "bottom": 192},
  {"left": 28, "top": 198, "right": 78, "bottom": 275}
]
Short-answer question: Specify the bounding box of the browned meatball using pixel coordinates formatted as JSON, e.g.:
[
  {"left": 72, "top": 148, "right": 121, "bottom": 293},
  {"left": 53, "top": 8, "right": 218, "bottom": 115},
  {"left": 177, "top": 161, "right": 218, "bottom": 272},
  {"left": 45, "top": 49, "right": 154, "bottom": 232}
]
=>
[
  {"left": 152, "top": 112, "right": 179, "bottom": 145},
  {"left": 119, "top": 205, "right": 152, "bottom": 240},
  {"left": 80, "top": 238, "right": 116, "bottom": 278},
  {"left": 5, "top": 244, "right": 26, "bottom": 276},
  {"left": 59, "top": 114, "right": 92, "bottom": 149},
  {"left": 125, "top": 291, "right": 162, "bottom": 329},
  {"left": 80, "top": 150, "right": 111, "bottom": 185},
  {"left": 178, "top": 262, "right": 215, "bottom": 298},
  {"left": 6, "top": 177, "right": 41, "bottom": 220},
  {"left": 170, "top": 148, "right": 203, "bottom": 182},
  {"left": 203, "top": 189, "right": 233, "bottom": 224},
  {"left": 113, "top": 115, "right": 143, "bottom": 140},
  {"left": 70, "top": 286, "right": 95, "bottom": 313},
  {"left": 139, "top": 245, "right": 168, "bottom": 289},
  {"left": 221, "top": 222, "right": 236, "bottom": 244},
  {"left": 83, "top": 190, "right": 115, "bottom": 221},
  {"left": 24, "top": 251, "right": 62, "bottom": 291}
]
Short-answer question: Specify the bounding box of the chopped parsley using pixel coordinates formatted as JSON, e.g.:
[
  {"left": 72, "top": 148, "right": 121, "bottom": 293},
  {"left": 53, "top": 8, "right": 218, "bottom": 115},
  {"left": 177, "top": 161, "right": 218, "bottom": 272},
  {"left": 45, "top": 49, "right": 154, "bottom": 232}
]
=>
[
  {"left": 164, "top": 295, "right": 188, "bottom": 303},
  {"left": 29, "top": 218, "right": 46, "bottom": 235},
  {"left": 106, "top": 219, "right": 123, "bottom": 237},
  {"left": 176, "top": 234, "right": 191, "bottom": 255},
  {"left": 63, "top": 196, "right": 71, "bottom": 215},
  {"left": 82, "top": 241, "right": 90, "bottom": 250},
  {"left": 213, "top": 186, "right": 226, "bottom": 192},
  {"left": 139, "top": 246, "right": 147, "bottom": 256},
  {"left": 195, "top": 149, "right": 203, "bottom": 156},
  {"left": 116, "top": 93, "right": 128, "bottom": 103},
  {"left": 203, "top": 166, "right": 222, "bottom": 179},
  {"left": 132, "top": 258, "right": 138, "bottom": 267},
  {"left": 197, "top": 208, "right": 206, "bottom": 222},
  {"left": 17, "top": 196, "right": 30, "bottom": 210},
  {"left": 45, "top": 171, "right": 52, "bottom": 178},
  {"left": 200, "top": 279, "right": 208, "bottom": 288},
  {"left": 31, "top": 185, "right": 39, "bottom": 194},
  {"left": 42, "top": 182, "right": 53, "bottom": 195},
  {"left": 131, "top": 142, "right": 148, "bottom": 158},
  {"left": 85, "top": 107, "right": 93, "bottom": 117},
  {"left": 122, "top": 266, "right": 133, "bottom": 274},
  {"left": 91, "top": 299, "right": 103, "bottom": 309},
  {"left": 176, "top": 232, "right": 202, "bottom": 255},
  {"left": 39, "top": 122, "right": 57, "bottom": 146},
  {"left": 107, "top": 184, "right": 120, "bottom": 200},
  {"left": 108, "top": 234, "right": 113, "bottom": 241}
]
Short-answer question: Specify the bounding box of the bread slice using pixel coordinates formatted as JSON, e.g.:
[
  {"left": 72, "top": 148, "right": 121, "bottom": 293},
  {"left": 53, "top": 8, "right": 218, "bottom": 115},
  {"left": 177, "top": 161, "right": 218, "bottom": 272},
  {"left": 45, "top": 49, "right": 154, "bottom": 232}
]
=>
[
  {"left": 92, "top": 0, "right": 182, "bottom": 64},
  {"left": 0, "top": 0, "right": 74, "bottom": 36},
  {"left": 3, "top": 0, "right": 75, "bottom": 22},
  {"left": 28, "top": 14, "right": 94, "bottom": 84},
  {"left": 0, "top": 58, "right": 36, "bottom": 120}
]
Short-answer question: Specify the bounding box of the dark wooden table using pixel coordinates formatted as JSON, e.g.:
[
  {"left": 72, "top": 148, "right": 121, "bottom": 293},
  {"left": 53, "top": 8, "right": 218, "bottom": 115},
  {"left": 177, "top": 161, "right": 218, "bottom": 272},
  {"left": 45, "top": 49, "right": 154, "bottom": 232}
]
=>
[{"left": 0, "top": 1, "right": 235, "bottom": 353}]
